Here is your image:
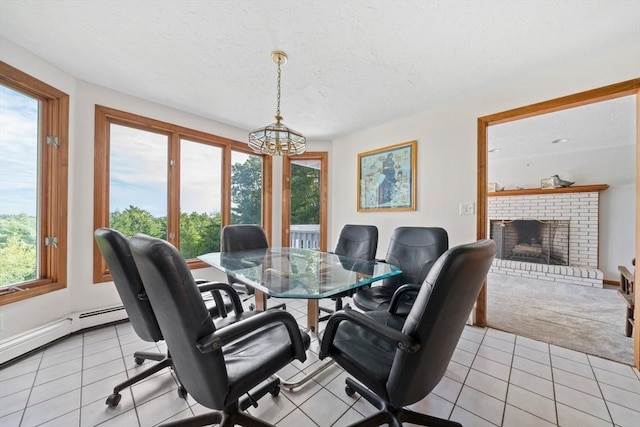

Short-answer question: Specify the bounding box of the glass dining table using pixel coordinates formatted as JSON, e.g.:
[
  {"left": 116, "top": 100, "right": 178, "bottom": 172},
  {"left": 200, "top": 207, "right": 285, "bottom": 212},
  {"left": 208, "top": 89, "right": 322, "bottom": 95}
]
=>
[{"left": 198, "top": 247, "right": 401, "bottom": 333}]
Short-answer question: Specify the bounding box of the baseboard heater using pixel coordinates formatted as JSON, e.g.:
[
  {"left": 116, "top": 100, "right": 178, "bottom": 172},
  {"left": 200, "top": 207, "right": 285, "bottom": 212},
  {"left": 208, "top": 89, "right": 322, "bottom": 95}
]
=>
[
  {"left": 1, "top": 304, "right": 128, "bottom": 365},
  {"left": 78, "top": 306, "right": 125, "bottom": 318}
]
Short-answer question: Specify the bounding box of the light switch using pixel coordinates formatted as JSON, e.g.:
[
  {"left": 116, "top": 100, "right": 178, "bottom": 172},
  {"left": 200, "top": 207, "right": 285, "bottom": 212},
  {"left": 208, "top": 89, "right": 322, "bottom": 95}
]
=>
[{"left": 459, "top": 201, "right": 475, "bottom": 215}]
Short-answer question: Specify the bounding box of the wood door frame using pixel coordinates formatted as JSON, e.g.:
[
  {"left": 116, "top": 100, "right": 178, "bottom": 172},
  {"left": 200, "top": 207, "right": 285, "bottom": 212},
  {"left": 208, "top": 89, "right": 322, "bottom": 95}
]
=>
[
  {"left": 282, "top": 152, "right": 328, "bottom": 251},
  {"left": 475, "top": 78, "right": 640, "bottom": 368}
]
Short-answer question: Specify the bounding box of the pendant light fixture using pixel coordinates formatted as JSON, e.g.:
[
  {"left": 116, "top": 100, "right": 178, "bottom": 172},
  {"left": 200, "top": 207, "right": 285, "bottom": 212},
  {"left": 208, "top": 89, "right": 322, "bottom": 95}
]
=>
[{"left": 248, "top": 50, "right": 306, "bottom": 156}]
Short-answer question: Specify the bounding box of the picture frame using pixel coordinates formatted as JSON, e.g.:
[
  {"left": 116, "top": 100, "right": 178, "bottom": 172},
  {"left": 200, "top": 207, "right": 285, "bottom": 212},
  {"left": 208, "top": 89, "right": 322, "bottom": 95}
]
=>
[{"left": 357, "top": 140, "right": 417, "bottom": 212}]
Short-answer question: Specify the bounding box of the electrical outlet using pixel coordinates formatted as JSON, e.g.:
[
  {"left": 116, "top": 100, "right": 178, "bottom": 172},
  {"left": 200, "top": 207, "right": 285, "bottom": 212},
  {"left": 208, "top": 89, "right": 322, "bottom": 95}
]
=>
[{"left": 459, "top": 201, "right": 475, "bottom": 215}]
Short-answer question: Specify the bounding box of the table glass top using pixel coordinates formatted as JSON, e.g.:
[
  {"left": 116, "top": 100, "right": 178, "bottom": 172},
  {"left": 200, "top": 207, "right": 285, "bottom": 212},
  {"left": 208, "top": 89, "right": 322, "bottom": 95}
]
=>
[{"left": 198, "top": 248, "right": 402, "bottom": 299}]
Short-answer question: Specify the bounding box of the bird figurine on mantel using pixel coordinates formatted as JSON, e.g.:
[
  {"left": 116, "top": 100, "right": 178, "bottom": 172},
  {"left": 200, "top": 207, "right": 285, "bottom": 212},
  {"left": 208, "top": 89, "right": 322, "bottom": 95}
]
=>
[{"left": 552, "top": 175, "right": 574, "bottom": 188}]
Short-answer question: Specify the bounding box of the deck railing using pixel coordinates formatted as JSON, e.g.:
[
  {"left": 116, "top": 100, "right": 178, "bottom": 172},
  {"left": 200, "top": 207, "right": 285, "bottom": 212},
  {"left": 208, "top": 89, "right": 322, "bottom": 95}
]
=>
[{"left": 290, "top": 225, "right": 320, "bottom": 249}]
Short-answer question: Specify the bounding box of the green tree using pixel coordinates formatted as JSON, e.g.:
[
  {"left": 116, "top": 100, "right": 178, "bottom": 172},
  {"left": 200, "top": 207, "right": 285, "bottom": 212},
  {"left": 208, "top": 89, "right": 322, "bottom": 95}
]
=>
[
  {"left": 179, "top": 211, "right": 221, "bottom": 259},
  {"left": 230, "top": 156, "right": 262, "bottom": 224},
  {"left": 0, "top": 213, "right": 36, "bottom": 246},
  {"left": 290, "top": 163, "right": 320, "bottom": 224},
  {"left": 109, "top": 205, "right": 166, "bottom": 239},
  {"left": 0, "top": 234, "right": 36, "bottom": 286}
]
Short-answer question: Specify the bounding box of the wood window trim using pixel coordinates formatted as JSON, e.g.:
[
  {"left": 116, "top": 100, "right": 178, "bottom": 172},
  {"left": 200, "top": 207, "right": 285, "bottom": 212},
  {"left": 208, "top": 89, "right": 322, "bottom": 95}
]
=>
[
  {"left": 282, "top": 152, "right": 328, "bottom": 251},
  {"left": 93, "top": 105, "right": 272, "bottom": 283},
  {"left": 0, "top": 62, "right": 69, "bottom": 306}
]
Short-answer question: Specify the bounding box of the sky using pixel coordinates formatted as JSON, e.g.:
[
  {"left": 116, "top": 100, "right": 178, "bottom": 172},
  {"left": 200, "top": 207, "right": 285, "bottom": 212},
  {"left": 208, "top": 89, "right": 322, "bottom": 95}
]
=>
[
  {"left": 0, "top": 85, "right": 38, "bottom": 216},
  {"left": 109, "top": 125, "right": 253, "bottom": 218},
  {"left": 1, "top": 83, "right": 253, "bottom": 219}
]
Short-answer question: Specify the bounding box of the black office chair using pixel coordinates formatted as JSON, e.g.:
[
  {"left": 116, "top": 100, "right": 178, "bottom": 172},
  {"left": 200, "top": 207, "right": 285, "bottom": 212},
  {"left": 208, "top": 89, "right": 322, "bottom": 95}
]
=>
[
  {"left": 94, "top": 228, "right": 254, "bottom": 407},
  {"left": 352, "top": 226, "right": 448, "bottom": 316},
  {"left": 129, "top": 233, "right": 310, "bottom": 427},
  {"left": 221, "top": 224, "right": 285, "bottom": 311},
  {"left": 320, "top": 239, "right": 497, "bottom": 427},
  {"left": 319, "top": 224, "right": 379, "bottom": 322}
]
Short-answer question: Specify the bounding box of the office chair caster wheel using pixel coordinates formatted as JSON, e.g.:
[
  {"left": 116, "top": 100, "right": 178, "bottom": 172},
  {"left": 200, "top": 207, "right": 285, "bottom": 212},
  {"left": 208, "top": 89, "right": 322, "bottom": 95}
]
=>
[
  {"left": 134, "top": 357, "right": 144, "bottom": 365},
  {"left": 106, "top": 393, "right": 121, "bottom": 407},
  {"left": 177, "top": 386, "right": 188, "bottom": 399},
  {"left": 269, "top": 385, "right": 280, "bottom": 397},
  {"left": 345, "top": 385, "right": 356, "bottom": 397}
]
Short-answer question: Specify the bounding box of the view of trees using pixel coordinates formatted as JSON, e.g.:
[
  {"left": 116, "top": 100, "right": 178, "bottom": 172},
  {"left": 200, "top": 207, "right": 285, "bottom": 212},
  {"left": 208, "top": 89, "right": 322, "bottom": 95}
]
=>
[
  {"left": 290, "top": 162, "right": 320, "bottom": 224},
  {"left": 0, "top": 214, "right": 37, "bottom": 286},
  {"left": 230, "top": 156, "right": 262, "bottom": 225},
  {"left": 0, "top": 157, "right": 321, "bottom": 287}
]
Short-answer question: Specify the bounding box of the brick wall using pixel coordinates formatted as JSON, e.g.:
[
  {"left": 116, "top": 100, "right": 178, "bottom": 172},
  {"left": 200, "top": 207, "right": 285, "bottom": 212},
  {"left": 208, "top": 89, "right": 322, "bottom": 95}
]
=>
[{"left": 488, "top": 191, "right": 602, "bottom": 287}]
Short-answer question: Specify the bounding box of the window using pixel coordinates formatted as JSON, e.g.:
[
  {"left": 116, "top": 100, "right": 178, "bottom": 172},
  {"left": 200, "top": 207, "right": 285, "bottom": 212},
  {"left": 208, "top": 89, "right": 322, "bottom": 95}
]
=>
[
  {"left": 0, "top": 62, "right": 69, "bottom": 305},
  {"left": 231, "top": 151, "right": 264, "bottom": 225},
  {"left": 94, "top": 106, "right": 271, "bottom": 282}
]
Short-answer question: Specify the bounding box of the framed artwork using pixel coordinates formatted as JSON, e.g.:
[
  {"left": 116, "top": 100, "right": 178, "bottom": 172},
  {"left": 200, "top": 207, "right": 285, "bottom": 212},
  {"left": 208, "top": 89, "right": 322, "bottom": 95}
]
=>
[{"left": 357, "top": 140, "right": 417, "bottom": 212}]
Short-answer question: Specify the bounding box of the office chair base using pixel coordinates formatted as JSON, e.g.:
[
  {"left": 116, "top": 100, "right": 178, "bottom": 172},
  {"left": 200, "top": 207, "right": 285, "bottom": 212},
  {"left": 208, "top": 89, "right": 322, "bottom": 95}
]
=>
[
  {"left": 345, "top": 377, "right": 462, "bottom": 427},
  {"left": 107, "top": 352, "right": 190, "bottom": 407},
  {"left": 107, "top": 355, "right": 173, "bottom": 406},
  {"left": 238, "top": 375, "right": 281, "bottom": 411},
  {"left": 133, "top": 350, "right": 166, "bottom": 365},
  {"left": 160, "top": 400, "right": 278, "bottom": 427}
]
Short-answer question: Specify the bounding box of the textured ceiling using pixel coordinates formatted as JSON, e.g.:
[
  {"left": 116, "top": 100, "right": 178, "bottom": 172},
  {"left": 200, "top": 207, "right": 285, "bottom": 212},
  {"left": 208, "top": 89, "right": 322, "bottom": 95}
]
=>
[
  {"left": 489, "top": 95, "right": 637, "bottom": 160},
  {"left": 0, "top": 0, "right": 638, "bottom": 145}
]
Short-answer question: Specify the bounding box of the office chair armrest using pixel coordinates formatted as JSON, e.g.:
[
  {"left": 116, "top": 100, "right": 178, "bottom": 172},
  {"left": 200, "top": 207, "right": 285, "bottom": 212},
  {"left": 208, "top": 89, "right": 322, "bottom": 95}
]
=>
[
  {"left": 319, "top": 308, "right": 419, "bottom": 360},
  {"left": 388, "top": 284, "right": 421, "bottom": 314},
  {"left": 196, "top": 310, "right": 308, "bottom": 362},
  {"left": 196, "top": 281, "right": 244, "bottom": 316}
]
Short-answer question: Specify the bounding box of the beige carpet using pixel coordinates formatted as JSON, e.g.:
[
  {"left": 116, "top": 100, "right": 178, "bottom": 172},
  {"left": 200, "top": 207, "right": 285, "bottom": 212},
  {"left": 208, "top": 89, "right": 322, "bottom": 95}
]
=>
[{"left": 487, "top": 272, "right": 634, "bottom": 365}]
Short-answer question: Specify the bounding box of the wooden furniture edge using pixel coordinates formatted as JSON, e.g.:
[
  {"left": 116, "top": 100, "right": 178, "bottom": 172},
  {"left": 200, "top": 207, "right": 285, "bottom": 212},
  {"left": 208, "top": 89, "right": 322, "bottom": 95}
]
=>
[{"left": 488, "top": 184, "right": 609, "bottom": 197}]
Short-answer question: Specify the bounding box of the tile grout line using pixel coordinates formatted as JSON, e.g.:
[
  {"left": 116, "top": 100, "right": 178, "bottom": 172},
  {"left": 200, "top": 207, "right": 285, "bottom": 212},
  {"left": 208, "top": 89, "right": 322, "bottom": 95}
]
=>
[
  {"left": 587, "top": 352, "right": 619, "bottom": 426},
  {"left": 499, "top": 331, "right": 517, "bottom": 427},
  {"left": 114, "top": 323, "right": 143, "bottom": 427},
  {"left": 18, "top": 346, "right": 44, "bottom": 427},
  {"left": 547, "top": 340, "right": 559, "bottom": 427},
  {"left": 450, "top": 326, "right": 505, "bottom": 426}
]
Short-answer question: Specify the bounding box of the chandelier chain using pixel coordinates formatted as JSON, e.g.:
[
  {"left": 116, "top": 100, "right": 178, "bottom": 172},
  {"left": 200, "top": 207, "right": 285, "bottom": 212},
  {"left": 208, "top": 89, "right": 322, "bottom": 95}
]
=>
[{"left": 276, "top": 58, "right": 282, "bottom": 119}]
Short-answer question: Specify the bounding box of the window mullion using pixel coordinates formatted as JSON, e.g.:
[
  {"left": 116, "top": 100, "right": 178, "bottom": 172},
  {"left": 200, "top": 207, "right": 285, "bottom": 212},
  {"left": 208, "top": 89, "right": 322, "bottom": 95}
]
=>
[
  {"left": 40, "top": 97, "right": 54, "bottom": 281},
  {"left": 167, "top": 133, "right": 181, "bottom": 248},
  {"left": 221, "top": 145, "right": 231, "bottom": 227}
]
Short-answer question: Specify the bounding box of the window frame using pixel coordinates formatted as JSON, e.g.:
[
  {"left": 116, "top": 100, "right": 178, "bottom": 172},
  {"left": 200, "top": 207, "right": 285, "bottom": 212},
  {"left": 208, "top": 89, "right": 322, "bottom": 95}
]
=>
[
  {"left": 0, "top": 62, "right": 69, "bottom": 305},
  {"left": 93, "top": 105, "right": 272, "bottom": 283}
]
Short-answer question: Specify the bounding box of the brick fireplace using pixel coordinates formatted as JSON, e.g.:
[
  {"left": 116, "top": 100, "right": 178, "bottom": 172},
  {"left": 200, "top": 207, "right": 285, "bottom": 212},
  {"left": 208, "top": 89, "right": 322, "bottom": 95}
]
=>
[{"left": 488, "top": 184, "right": 608, "bottom": 287}]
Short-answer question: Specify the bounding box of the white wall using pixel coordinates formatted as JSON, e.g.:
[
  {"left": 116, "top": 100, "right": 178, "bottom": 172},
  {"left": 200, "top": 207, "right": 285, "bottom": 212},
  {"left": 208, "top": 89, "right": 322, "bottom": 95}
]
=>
[
  {"left": 329, "top": 36, "right": 639, "bottom": 263},
  {"left": 1, "top": 34, "right": 639, "bottom": 348},
  {"left": 488, "top": 145, "right": 636, "bottom": 280}
]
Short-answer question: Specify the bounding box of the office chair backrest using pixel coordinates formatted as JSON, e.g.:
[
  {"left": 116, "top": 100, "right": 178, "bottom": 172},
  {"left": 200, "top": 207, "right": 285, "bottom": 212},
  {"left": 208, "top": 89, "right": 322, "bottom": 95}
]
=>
[
  {"left": 129, "top": 234, "right": 226, "bottom": 409},
  {"left": 388, "top": 239, "right": 496, "bottom": 406},
  {"left": 221, "top": 224, "right": 269, "bottom": 290},
  {"left": 94, "top": 228, "right": 162, "bottom": 343},
  {"left": 333, "top": 224, "right": 378, "bottom": 260},
  {"left": 383, "top": 227, "right": 448, "bottom": 289},
  {"left": 221, "top": 224, "right": 269, "bottom": 252}
]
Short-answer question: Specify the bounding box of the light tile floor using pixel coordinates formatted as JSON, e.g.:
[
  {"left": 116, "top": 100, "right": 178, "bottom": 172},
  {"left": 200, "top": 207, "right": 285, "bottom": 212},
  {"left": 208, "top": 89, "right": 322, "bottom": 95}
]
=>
[{"left": 1, "top": 297, "right": 639, "bottom": 427}]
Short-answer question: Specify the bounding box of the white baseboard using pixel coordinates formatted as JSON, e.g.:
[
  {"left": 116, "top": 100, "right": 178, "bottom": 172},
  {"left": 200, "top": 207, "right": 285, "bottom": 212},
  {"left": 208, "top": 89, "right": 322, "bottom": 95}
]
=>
[{"left": 0, "top": 305, "right": 128, "bottom": 364}]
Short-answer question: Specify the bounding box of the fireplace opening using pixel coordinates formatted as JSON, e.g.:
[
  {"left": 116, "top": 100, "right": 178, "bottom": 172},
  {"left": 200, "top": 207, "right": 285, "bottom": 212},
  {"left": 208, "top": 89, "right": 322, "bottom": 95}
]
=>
[{"left": 490, "top": 219, "right": 570, "bottom": 265}]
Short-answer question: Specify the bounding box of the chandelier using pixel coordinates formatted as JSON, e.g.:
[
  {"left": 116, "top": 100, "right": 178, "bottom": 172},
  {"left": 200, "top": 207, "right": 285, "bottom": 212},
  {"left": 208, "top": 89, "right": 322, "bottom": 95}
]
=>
[{"left": 248, "top": 51, "right": 306, "bottom": 156}]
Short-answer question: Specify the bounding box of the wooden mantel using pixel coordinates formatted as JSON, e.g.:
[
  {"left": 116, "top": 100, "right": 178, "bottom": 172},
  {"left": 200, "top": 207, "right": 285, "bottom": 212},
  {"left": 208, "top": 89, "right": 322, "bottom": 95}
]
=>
[{"left": 488, "top": 184, "right": 609, "bottom": 197}]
